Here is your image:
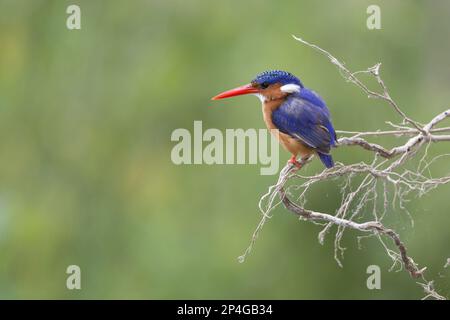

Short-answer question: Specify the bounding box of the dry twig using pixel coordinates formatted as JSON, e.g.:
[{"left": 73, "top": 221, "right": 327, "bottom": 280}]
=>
[{"left": 238, "top": 36, "right": 450, "bottom": 300}]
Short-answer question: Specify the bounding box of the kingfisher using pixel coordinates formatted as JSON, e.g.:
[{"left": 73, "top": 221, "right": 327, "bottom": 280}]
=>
[{"left": 212, "top": 70, "right": 337, "bottom": 169}]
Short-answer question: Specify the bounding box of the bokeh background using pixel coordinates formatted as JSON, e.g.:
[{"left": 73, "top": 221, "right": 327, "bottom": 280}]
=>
[{"left": 0, "top": 0, "right": 449, "bottom": 299}]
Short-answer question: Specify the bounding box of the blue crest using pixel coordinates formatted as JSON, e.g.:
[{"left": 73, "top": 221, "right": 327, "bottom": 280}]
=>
[{"left": 251, "top": 70, "right": 303, "bottom": 88}]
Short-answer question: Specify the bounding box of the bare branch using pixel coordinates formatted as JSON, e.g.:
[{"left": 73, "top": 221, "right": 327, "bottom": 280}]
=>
[
  {"left": 239, "top": 36, "right": 450, "bottom": 300},
  {"left": 292, "top": 35, "right": 425, "bottom": 132},
  {"left": 336, "top": 126, "right": 450, "bottom": 138},
  {"left": 445, "top": 258, "right": 450, "bottom": 269},
  {"left": 338, "top": 109, "right": 450, "bottom": 159}
]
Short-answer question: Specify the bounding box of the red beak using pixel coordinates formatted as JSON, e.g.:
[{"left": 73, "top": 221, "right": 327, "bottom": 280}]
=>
[{"left": 211, "top": 84, "right": 259, "bottom": 100}]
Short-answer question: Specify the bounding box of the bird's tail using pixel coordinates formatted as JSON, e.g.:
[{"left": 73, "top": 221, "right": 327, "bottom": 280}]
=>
[{"left": 318, "top": 152, "right": 334, "bottom": 168}]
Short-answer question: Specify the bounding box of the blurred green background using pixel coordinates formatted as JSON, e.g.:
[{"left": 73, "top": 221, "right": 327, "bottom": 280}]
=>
[{"left": 0, "top": 0, "right": 449, "bottom": 299}]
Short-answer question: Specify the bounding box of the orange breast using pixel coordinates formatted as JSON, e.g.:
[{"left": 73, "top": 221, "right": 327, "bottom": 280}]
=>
[
  {"left": 261, "top": 99, "right": 314, "bottom": 158},
  {"left": 277, "top": 132, "right": 313, "bottom": 157}
]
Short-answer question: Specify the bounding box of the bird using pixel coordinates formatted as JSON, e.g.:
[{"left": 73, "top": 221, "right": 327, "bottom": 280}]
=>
[{"left": 212, "top": 70, "right": 337, "bottom": 169}]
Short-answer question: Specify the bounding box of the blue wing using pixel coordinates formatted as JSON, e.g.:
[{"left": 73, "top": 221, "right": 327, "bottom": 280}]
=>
[{"left": 272, "top": 88, "right": 337, "bottom": 154}]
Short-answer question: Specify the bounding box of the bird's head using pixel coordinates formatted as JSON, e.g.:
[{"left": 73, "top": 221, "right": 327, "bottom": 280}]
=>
[{"left": 212, "top": 70, "right": 303, "bottom": 102}]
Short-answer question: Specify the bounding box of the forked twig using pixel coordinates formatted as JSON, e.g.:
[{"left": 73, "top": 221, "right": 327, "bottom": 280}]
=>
[{"left": 239, "top": 36, "right": 450, "bottom": 300}]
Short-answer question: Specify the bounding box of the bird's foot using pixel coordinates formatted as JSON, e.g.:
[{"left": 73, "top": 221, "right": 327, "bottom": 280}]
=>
[{"left": 288, "top": 155, "right": 303, "bottom": 169}]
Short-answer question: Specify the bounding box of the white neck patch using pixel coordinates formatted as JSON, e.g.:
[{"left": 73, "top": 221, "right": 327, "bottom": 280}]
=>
[
  {"left": 280, "top": 84, "right": 301, "bottom": 93},
  {"left": 254, "top": 93, "right": 266, "bottom": 103}
]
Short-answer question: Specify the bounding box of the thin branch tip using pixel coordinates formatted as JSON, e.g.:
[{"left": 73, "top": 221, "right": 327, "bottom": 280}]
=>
[{"left": 241, "top": 36, "right": 449, "bottom": 300}]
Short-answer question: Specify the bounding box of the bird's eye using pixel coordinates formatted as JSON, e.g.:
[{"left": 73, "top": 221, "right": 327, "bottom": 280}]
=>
[{"left": 260, "top": 82, "right": 269, "bottom": 89}]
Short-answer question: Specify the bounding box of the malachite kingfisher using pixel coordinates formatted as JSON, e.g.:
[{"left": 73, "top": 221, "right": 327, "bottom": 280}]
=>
[{"left": 212, "top": 70, "right": 337, "bottom": 169}]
